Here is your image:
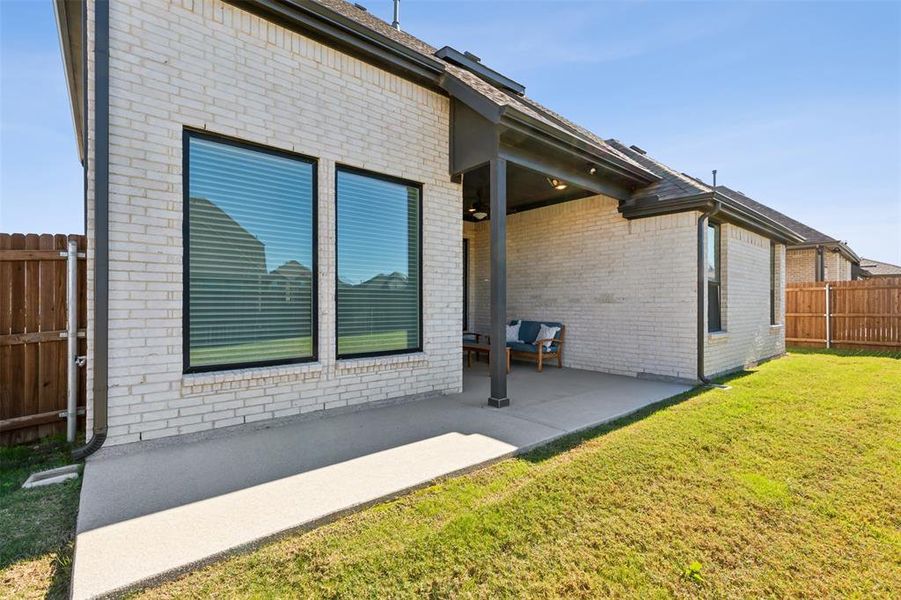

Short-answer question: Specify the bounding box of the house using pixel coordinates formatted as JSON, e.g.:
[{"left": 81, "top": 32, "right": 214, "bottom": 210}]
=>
[
  {"left": 858, "top": 258, "right": 901, "bottom": 278},
  {"left": 713, "top": 187, "right": 861, "bottom": 283},
  {"left": 54, "top": 0, "right": 803, "bottom": 453}
]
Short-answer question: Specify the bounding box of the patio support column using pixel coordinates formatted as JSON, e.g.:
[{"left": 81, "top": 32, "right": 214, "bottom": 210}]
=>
[{"left": 488, "top": 156, "right": 509, "bottom": 407}]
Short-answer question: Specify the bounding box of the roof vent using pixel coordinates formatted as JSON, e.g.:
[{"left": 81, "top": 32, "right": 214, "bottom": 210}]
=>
[
  {"left": 353, "top": 3, "right": 367, "bottom": 12},
  {"left": 434, "top": 46, "right": 525, "bottom": 95},
  {"left": 629, "top": 145, "right": 647, "bottom": 155}
]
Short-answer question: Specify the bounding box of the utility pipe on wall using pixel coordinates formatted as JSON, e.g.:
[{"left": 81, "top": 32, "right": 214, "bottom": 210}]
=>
[
  {"left": 73, "top": 0, "right": 109, "bottom": 460},
  {"left": 392, "top": 0, "right": 400, "bottom": 30},
  {"left": 66, "top": 239, "right": 78, "bottom": 442}
]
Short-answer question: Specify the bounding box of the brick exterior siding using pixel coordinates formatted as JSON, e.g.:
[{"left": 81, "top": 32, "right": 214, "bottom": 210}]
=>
[
  {"left": 704, "top": 224, "right": 785, "bottom": 377},
  {"left": 786, "top": 247, "right": 853, "bottom": 283},
  {"left": 86, "top": 0, "right": 461, "bottom": 445},
  {"left": 464, "top": 198, "right": 786, "bottom": 381},
  {"left": 82, "top": 0, "right": 788, "bottom": 445}
]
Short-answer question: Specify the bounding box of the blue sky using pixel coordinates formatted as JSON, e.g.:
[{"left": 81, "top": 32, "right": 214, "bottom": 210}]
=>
[{"left": 1, "top": 0, "right": 899, "bottom": 263}]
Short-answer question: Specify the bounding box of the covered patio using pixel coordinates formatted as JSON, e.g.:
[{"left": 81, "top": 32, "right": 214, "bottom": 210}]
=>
[
  {"left": 72, "top": 366, "right": 688, "bottom": 599},
  {"left": 446, "top": 63, "right": 662, "bottom": 405}
]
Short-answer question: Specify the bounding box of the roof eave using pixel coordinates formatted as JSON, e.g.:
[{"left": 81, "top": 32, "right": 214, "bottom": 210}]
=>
[
  {"left": 237, "top": 0, "right": 447, "bottom": 87},
  {"left": 53, "top": 0, "right": 83, "bottom": 162},
  {"left": 499, "top": 108, "right": 661, "bottom": 186},
  {"left": 620, "top": 191, "right": 806, "bottom": 244},
  {"left": 790, "top": 241, "right": 861, "bottom": 264}
]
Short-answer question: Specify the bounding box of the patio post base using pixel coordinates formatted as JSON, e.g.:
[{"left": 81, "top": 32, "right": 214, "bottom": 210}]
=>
[{"left": 487, "top": 396, "right": 510, "bottom": 408}]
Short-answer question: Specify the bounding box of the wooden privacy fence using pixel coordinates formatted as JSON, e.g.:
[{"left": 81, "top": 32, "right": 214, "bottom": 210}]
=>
[
  {"left": 0, "top": 233, "right": 87, "bottom": 445},
  {"left": 786, "top": 277, "right": 901, "bottom": 351}
]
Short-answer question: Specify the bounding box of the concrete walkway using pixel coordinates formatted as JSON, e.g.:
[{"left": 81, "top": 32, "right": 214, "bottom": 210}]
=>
[{"left": 72, "top": 365, "right": 688, "bottom": 598}]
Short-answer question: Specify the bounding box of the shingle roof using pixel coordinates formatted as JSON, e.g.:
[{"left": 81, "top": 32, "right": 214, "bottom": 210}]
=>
[
  {"left": 713, "top": 186, "right": 839, "bottom": 245},
  {"left": 859, "top": 258, "right": 901, "bottom": 276},
  {"left": 312, "top": 0, "right": 652, "bottom": 175},
  {"left": 605, "top": 139, "right": 710, "bottom": 201}
]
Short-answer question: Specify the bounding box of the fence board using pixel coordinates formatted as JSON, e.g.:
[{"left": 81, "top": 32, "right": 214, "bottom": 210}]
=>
[
  {"left": 0, "top": 233, "right": 86, "bottom": 445},
  {"left": 786, "top": 278, "right": 901, "bottom": 351}
]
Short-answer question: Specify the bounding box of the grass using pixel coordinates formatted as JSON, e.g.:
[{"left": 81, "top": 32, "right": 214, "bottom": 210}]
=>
[
  {"left": 131, "top": 349, "right": 901, "bottom": 598},
  {"left": 0, "top": 436, "right": 82, "bottom": 599},
  {"left": 191, "top": 330, "right": 411, "bottom": 365}
]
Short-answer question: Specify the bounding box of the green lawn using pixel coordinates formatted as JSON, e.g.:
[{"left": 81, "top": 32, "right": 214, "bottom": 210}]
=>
[
  {"left": 0, "top": 437, "right": 82, "bottom": 599},
  {"left": 190, "top": 330, "right": 411, "bottom": 366},
  {"left": 132, "top": 349, "right": 901, "bottom": 598}
]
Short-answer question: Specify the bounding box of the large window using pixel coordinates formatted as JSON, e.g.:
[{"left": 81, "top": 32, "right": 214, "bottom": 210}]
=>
[
  {"left": 336, "top": 167, "right": 421, "bottom": 358},
  {"left": 707, "top": 223, "right": 722, "bottom": 332},
  {"left": 184, "top": 131, "right": 316, "bottom": 372},
  {"left": 770, "top": 242, "right": 777, "bottom": 325}
]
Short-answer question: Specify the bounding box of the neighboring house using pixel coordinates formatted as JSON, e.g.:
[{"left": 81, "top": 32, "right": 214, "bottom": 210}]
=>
[
  {"left": 54, "top": 0, "right": 803, "bottom": 450},
  {"left": 858, "top": 258, "right": 901, "bottom": 278},
  {"left": 713, "top": 187, "right": 861, "bottom": 283}
]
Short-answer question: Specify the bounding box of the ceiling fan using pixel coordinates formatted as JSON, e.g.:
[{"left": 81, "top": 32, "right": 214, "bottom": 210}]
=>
[{"left": 466, "top": 190, "right": 488, "bottom": 220}]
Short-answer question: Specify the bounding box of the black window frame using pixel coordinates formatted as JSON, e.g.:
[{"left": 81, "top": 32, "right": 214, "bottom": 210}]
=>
[
  {"left": 770, "top": 241, "right": 777, "bottom": 325},
  {"left": 182, "top": 128, "right": 319, "bottom": 374},
  {"left": 334, "top": 164, "right": 423, "bottom": 360},
  {"left": 708, "top": 222, "right": 723, "bottom": 333}
]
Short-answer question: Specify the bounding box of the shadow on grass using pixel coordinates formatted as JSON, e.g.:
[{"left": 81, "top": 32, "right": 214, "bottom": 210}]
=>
[
  {"left": 46, "top": 539, "right": 76, "bottom": 599},
  {"left": 0, "top": 437, "right": 82, "bottom": 575},
  {"left": 788, "top": 346, "right": 901, "bottom": 359},
  {"left": 521, "top": 370, "right": 755, "bottom": 464}
]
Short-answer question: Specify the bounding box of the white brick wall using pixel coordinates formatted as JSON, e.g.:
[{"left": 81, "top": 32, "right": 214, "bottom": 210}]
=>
[
  {"left": 786, "top": 248, "right": 817, "bottom": 284},
  {"left": 825, "top": 251, "right": 852, "bottom": 281},
  {"left": 704, "top": 224, "right": 785, "bottom": 376},
  {"left": 86, "top": 0, "right": 462, "bottom": 445},
  {"left": 464, "top": 198, "right": 785, "bottom": 381},
  {"left": 464, "top": 196, "right": 698, "bottom": 381},
  {"left": 786, "top": 247, "right": 853, "bottom": 283}
]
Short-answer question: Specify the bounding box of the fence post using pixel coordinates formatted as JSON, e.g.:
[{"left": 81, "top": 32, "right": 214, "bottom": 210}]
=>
[
  {"left": 824, "top": 282, "right": 831, "bottom": 349},
  {"left": 66, "top": 239, "right": 78, "bottom": 442}
]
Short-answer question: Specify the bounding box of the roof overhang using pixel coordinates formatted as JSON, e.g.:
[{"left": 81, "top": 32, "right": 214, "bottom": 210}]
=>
[
  {"left": 57, "top": 0, "right": 659, "bottom": 198},
  {"left": 620, "top": 191, "right": 806, "bottom": 245},
  {"left": 446, "top": 85, "right": 659, "bottom": 199},
  {"left": 231, "top": 2, "right": 654, "bottom": 191},
  {"left": 233, "top": 0, "right": 447, "bottom": 89},
  {"left": 53, "top": 0, "right": 84, "bottom": 162},
  {"left": 789, "top": 241, "right": 861, "bottom": 264},
  {"left": 435, "top": 46, "right": 525, "bottom": 95}
]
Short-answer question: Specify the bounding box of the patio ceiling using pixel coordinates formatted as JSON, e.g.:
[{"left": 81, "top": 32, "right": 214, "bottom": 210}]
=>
[
  {"left": 462, "top": 162, "right": 595, "bottom": 221},
  {"left": 450, "top": 99, "right": 659, "bottom": 206}
]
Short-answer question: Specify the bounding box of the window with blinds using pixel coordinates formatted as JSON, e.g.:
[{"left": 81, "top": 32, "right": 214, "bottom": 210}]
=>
[
  {"left": 336, "top": 167, "right": 421, "bottom": 358},
  {"left": 184, "top": 131, "right": 316, "bottom": 372},
  {"left": 708, "top": 222, "right": 723, "bottom": 332}
]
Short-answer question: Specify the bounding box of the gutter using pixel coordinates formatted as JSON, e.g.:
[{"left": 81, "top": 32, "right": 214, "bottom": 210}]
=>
[
  {"left": 621, "top": 191, "right": 805, "bottom": 245},
  {"left": 499, "top": 108, "right": 661, "bottom": 186},
  {"left": 239, "top": 0, "right": 445, "bottom": 87},
  {"left": 697, "top": 197, "right": 721, "bottom": 384},
  {"left": 792, "top": 241, "right": 861, "bottom": 265},
  {"left": 73, "top": 0, "right": 109, "bottom": 460},
  {"left": 816, "top": 245, "right": 825, "bottom": 282}
]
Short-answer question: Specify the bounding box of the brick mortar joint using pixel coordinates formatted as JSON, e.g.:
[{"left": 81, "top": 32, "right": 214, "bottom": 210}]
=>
[{"left": 182, "top": 362, "right": 324, "bottom": 389}]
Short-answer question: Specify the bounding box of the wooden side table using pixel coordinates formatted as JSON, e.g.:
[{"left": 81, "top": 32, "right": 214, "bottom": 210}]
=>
[{"left": 462, "top": 341, "right": 510, "bottom": 373}]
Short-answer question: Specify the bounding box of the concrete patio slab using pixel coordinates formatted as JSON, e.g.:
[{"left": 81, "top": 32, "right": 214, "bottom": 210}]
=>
[{"left": 72, "top": 365, "right": 688, "bottom": 599}]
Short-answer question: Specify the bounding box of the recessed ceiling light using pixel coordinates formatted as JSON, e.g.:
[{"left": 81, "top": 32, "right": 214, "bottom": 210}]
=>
[
  {"left": 547, "top": 177, "right": 567, "bottom": 191},
  {"left": 588, "top": 166, "right": 597, "bottom": 175}
]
